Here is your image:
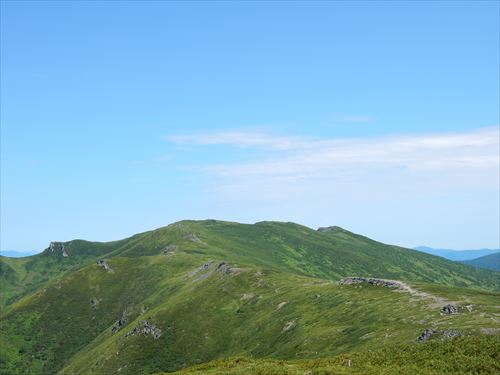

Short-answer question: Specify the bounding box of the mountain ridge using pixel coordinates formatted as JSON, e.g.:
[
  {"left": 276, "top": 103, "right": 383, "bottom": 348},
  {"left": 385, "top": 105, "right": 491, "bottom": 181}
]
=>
[{"left": 1, "top": 220, "right": 499, "bottom": 374}]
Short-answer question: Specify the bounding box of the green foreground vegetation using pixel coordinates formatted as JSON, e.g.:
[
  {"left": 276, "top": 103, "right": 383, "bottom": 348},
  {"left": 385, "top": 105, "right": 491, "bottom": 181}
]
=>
[
  {"left": 1, "top": 220, "right": 499, "bottom": 374},
  {"left": 169, "top": 335, "right": 500, "bottom": 375}
]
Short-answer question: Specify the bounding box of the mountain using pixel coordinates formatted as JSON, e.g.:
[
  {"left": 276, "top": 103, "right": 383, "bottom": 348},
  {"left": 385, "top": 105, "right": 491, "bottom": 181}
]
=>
[
  {"left": 0, "top": 250, "right": 39, "bottom": 258},
  {"left": 461, "top": 253, "right": 500, "bottom": 272},
  {"left": 1, "top": 220, "right": 499, "bottom": 375},
  {"left": 414, "top": 246, "right": 500, "bottom": 261}
]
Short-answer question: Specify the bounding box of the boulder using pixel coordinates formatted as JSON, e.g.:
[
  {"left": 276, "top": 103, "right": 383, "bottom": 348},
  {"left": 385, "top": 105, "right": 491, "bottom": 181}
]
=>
[
  {"left": 97, "top": 259, "right": 110, "bottom": 271},
  {"left": 440, "top": 304, "right": 459, "bottom": 315}
]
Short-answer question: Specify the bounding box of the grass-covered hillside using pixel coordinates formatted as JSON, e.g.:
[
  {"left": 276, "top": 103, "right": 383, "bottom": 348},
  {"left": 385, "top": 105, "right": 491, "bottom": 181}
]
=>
[
  {"left": 461, "top": 252, "right": 500, "bottom": 272},
  {"left": 1, "top": 220, "right": 499, "bottom": 374}
]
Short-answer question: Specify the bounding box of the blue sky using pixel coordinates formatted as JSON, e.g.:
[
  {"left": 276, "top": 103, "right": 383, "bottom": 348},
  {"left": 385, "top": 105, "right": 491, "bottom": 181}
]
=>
[{"left": 1, "top": 1, "right": 499, "bottom": 252}]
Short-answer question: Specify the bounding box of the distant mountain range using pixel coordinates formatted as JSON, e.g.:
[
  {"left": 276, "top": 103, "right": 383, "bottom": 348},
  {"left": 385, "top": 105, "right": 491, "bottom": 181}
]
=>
[{"left": 413, "top": 246, "right": 499, "bottom": 261}]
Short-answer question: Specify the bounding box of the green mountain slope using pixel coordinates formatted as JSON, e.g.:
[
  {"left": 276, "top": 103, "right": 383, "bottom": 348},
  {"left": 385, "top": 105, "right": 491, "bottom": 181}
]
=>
[
  {"left": 461, "top": 253, "right": 500, "bottom": 272},
  {"left": 1, "top": 220, "right": 499, "bottom": 374}
]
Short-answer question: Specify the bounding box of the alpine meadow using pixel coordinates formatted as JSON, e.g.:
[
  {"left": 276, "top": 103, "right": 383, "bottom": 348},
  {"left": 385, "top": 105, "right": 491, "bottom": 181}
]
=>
[{"left": 1, "top": 221, "right": 499, "bottom": 374}]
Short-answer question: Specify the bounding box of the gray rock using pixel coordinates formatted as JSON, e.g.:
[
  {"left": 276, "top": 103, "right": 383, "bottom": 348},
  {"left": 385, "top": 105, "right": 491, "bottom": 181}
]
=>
[
  {"left": 440, "top": 304, "right": 459, "bottom": 315},
  {"left": 125, "top": 320, "right": 161, "bottom": 339},
  {"left": 91, "top": 297, "right": 100, "bottom": 309},
  {"left": 417, "top": 329, "right": 461, "bottom": 342},
  {"left": 188, "top": 261, "right": 214, "bottom": 277},
  {"left": 112, "top": 310, "right": 128, "bottom": 333},
  {"left": 185, "top": 232, "right": 203, "bottom": 244},
  {"left": 338, "top": 277, "right": 402, "bottom": 288},
  {"left": 61, "top": 244, "right": 68, "bottom": 257},
  {"left": 417, "top": 329, "right": 437, "bottom": 342},
  {"left": 163, "top": 244, "right": 177, "bottom": 254},
  {"left": 317, "top": 226, "right": 345, "bottom": 233},
  {"left": 97, "top": 259, "right": 110, "bottom": 271},
  {"left": 442, "top": 330, "right": 461, "bottom": 339}
]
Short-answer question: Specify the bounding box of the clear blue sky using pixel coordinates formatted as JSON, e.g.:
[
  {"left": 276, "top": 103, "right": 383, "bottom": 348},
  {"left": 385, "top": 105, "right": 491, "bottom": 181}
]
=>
[{"left": 1, "top": 1, "right": 499, "bottom": 252}]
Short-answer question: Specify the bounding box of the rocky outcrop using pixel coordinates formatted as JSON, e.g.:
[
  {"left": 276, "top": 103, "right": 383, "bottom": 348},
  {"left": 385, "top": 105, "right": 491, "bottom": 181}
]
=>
[
  {"left": 440, "top": 304, "right": 459, "bottom": 315},
  {"left": 417, "top": 329, "right": 461, "bottom": 342},
  {"left": 338, "top": 277, "right": 402, "bottom": 288},
  {"left": 282, "top": 319, "right": 296, "bottom": 332},
  {"left": 47, "top": 242, "right": 69, "bottom": 257},
  {"left": 185, "top": 232, "right": 203, "bottom": 244},
  {"left": 96, "top": 259, "right": 110, "bottom": 271},
  {"left": 216, "top": 261, "right": 242, "bottom": 275},
  {"left": 112, "top": 310, "right": 128, "bottom": 333},
  {"left": 61, "top": 244, "right": 68, "bottom": 257},
  {"left": 125, "top": 320, "right": 161, "bottom": 339},
  {"left": 91, "top": 297, "right": 100, "bottom": 309},
  {"left": 317, "top": 226, "right": 343, "bottom": 233},
  {"left": 162, "top": 244, "right": 177, "bottom": 254},
  {"left": 277, "top": 301, "right": 288, "bottom": 310},
  {"left": 188, "top": 261, "right": 214, "bottom": 277},
  {"left": 417, "top": 329, "right": 436, "bottom": 342},
  {"left": 188, "top": 260, "right": 243, "bottom": 282}
]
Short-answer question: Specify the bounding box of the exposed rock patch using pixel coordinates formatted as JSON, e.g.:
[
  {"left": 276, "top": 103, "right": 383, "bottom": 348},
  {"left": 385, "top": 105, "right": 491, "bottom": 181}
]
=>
[
  {"left": 417, "top": 329, "right": 436, "bottom": 342},
  {"left": 215, "top": 261, "right": 242, "bottom": 275},
  {"left": 277, "top": 301, "right": 288, "bottom": 310},
  {"left": 417, "top": 329, "right": 461, "bottom": 342},
  {"left": 317, "top": 226, "right": 342, "bottom": 233},
  {"left": 125, "top": 320, "right": 161, "bottom": 339},
  {"left": 188, "top": 261, "right": 214, "bottom": 277},
  {"left": 188, "top": 261, "right": 243, "bottom": 282},
  {"left": 185, "top": 232, "right": 204, "bottom": 244},
  {"left": 440, "top": 304, "right": 459, "bottom": 315},
  {"left": 112, "top": 310, "right": 128, "bottom": 333},
  {"left": 241, "top": 293, "right": 254, "bottom": 301},
  {"left": 96, "top": 259, "right": 111, "bottom": 271},
  {"left": 47, "top": 242, "right": 69, "bottom": 257},
  {"left": 61, "top": 244, "right": 68, "bottom": 257},
  {"left": 283, "top": 319, "right": 296, "bottom": 332},
  {"left": 339, "top": 277, "right": 402, "bottom": 288},
  {"left": 162, "top": 244, "right": 177, "bottom": 254},
  {"left": 90, "top": 297, "right": 100, "bottom": 309}
]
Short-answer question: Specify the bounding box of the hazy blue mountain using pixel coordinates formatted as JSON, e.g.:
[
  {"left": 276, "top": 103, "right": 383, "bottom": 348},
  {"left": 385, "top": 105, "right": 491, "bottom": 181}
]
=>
[
  {"left": 0, "top": 250, "right": 38, "bottom": 258},
  {"left": 460, "top": 253, "right": 500, "bottom": 272},
  {"left": 414, "top": 246, "right": 499, "bottom": 261}
]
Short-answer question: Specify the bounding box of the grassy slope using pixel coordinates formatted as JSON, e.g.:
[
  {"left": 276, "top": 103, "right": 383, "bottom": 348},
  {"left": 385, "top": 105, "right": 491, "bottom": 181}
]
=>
[
  {"left": 0, "top": 239, "right": 132, "bottom": 306},
  {"left": 1, "top": 220, "right": 499, "bottom": 374},
  {"left": 461, "top": 253, "right": 500, "bottom": 272},
  {"left": 168, "top": 335, "right": 500, "bottom": 375}
]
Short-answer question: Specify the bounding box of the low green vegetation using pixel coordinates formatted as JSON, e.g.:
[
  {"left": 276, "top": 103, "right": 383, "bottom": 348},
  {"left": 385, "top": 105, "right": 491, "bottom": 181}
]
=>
[
  {"left": 168, "top": 335, "right": 500, "bottom": 375},
  {"left": 1, "top": 220, "right": 498, "bottom": 374}
]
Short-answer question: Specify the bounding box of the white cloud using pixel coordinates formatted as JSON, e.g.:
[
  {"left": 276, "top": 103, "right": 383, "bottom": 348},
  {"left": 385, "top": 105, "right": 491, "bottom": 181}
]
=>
[{"left": 167, "top": 127, "right": 499, "bottom": 200}]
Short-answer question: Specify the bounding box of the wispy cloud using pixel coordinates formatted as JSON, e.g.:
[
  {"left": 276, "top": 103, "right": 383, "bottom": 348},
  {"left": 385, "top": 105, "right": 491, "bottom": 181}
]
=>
[
  {"left": 167, "top": 131, "right": 309, "bottom": 151},
  {"left": 155, "top": 154, "right": 173, "bottom": 162},
  {"left": 336, "top": 115, "right": 373, "bottom": 123},
  {"left": 167, "top": 127, "right": 499, "bottom": 200}
]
